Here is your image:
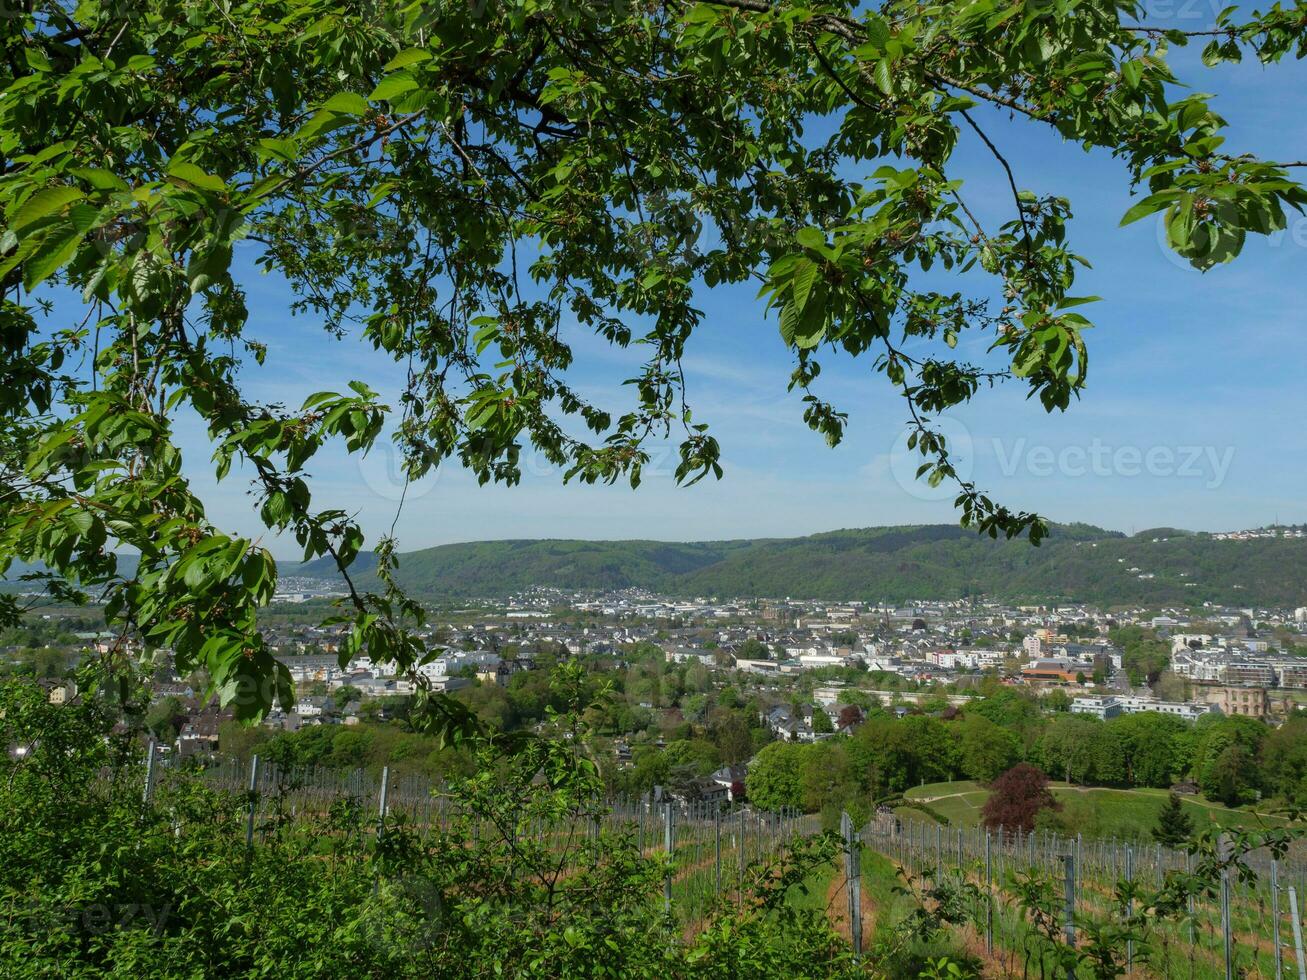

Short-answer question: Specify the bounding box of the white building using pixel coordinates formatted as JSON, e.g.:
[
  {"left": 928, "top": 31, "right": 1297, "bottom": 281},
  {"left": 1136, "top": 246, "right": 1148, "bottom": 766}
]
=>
[
  {"left": 1170, "top": 649, "right": 1228, "bottom": 683},
  {"left": 417, "top": 651, "right": 499, "bottom": 679},
  {"left": 797, "top": 652, "right": 851, "bottom": 670},
  {"left": 1071, "top": 694, "right": 1217, "bottom": 723},
  {"left": 1070, "top": 695, "right": 1120, "bottom": 720}
]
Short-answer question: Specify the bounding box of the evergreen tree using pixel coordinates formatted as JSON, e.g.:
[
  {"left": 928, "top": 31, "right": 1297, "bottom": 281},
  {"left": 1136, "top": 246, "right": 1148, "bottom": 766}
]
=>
[{"left": 1152, "top": 792, "right": 1195, "bottom": 847}]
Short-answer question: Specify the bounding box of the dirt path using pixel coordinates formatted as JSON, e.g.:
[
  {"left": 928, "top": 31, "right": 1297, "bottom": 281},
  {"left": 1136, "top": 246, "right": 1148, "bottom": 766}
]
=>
[
  {"left": 820, "top": 856, "right": 1016, "bottom": 977},
  {"left": 824, "top": 864, "right": 875, "bottom": 945},
  {"left": 909, "top": 790, "right": 981, "bottom": 806}
]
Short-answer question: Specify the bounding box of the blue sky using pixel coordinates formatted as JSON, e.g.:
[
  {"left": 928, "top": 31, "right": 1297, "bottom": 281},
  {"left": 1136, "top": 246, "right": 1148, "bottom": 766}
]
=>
[{"left": 145, "top": 28, "right": 1307, "bottom": 556}]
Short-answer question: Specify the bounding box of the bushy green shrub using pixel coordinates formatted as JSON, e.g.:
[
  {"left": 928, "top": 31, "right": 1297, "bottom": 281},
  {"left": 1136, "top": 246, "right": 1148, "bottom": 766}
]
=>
[{"left": 0, "top": 673, "right": 870, "bottom": 979}]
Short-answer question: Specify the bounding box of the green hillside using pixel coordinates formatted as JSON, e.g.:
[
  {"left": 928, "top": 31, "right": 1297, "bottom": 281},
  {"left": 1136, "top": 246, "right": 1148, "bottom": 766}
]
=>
[
  {"left": 301, "top": 537, "right": 757, "bottom": 596},
  {"left": 900, "top": 781, "right": 1283, "bottom": 839},
  {"left": 299, "top": 524, "right": 1307, "bottom": 606}
]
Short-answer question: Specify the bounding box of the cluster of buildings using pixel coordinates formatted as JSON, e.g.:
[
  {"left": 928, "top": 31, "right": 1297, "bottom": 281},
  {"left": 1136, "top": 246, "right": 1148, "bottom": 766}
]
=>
[
  {"left": 15, "top": 577, "right": 1307, "bottom": 771},
  {"left": 1210, "top": 527, "right": 1306, "bottom": 541},
  {"left": 760, "top": 701, "right": 866, "bottom": 743},
  {"left": 1069, "top": 694, "right": 1217, "bottom": 723},
  {"left": 1170, "top": 643, "right": 1307, "bottom": 690}
]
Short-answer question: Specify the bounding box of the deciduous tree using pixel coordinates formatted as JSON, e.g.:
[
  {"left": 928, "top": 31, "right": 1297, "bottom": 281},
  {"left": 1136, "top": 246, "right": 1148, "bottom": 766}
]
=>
[
  {"left": 3, "top": 0, "right": 1304, "bottom": 720},
  {"left": 981, "top": 762, "right": 1059, "bottom": 833}
]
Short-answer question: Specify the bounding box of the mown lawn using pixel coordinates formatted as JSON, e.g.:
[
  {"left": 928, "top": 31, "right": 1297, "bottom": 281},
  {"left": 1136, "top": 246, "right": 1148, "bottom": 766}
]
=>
[
  {"left": 899, "top": 782, "right": 1282, "bottom": 838},
  {"left": 1052, "top": 786, "right": 1284, "bottom": 838}
]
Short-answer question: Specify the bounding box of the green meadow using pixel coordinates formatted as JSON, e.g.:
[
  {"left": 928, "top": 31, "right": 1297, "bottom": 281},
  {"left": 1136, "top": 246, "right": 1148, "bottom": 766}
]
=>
[{"left": 899, "top": 781, "right": 1283, "bottom": 839}]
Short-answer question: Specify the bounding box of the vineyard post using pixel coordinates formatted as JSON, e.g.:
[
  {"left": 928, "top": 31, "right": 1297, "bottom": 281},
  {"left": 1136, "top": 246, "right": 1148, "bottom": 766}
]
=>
[
  {"left": 986, "top": 830, "right": 994, "bottom": 956},
  {"left": 245, "top": 754, "right": 260, "bottom": 852},
  {"left": 1063, "top": 852, "right": 1077, "bottom": 979},
  {"left": 1273, "top": 859, "right": 1283, "bottom": 980},
  {"left": 714, "top": 807, "right": 721, "bottom": 897},
  {"left": 851, "top": 820, "right": 862, "bottom": 958},
  {"left": 1288, "top": 886, "right": 1307, "bottom": 980},
  {"left": 142, "top": 738, "right": 157, "bottom": 806},
  {"left": 1186, "top": 850, "right": 1196, "bottom": 944},
  {"left": 842, "top": 811, "right": 862, "bottom": 957},
  {"left": 737, "top": 807, "right": 745, "bottom": 907},
  {"left": 1125, "top": 844, "right": 1134, "bottom": 973},
  {"left": 372, "top": 766, "right": 390, "bottom": 895},
  {"left": 663, "top": 802, "right": 673, "bottom": 914},
  {"left": 1220, "top": 833, "right": 1233, "bottom": 980}
]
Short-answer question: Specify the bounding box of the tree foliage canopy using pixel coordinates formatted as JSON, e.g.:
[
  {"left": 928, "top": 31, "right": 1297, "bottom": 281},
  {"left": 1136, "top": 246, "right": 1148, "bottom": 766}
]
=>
[
  {"left": 3, "top": 0, "right": 1305, "bottom": 717},
  {"left": 981, "top": 761, "right": 1058, "bottom": 832}
]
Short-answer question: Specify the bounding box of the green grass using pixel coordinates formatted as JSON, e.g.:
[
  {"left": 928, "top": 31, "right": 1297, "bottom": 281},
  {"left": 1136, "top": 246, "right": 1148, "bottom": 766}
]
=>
[
  {"left": 1051, "top": 786, "right": 1282, "bottom": 838},
  {"left": 899, "top": 781, "right": 1282, "bottom": 839},
  {"left": 784, "top": 859, "right": 837, "bottom": 913},
  {"left": 857, "top": 850, "right": 980, "bottom": 973}
]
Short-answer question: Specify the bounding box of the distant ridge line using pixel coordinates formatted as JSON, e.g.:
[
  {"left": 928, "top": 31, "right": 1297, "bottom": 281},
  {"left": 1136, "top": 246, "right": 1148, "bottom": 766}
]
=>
[{"left": 292, "top": 523, "right": 1307, "bottom": 607}]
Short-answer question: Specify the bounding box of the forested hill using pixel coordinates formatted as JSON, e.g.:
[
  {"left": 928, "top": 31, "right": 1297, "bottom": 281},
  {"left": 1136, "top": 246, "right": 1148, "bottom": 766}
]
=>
[{"left": 300, "top": 525, "right": 1307, "bottom": 607}]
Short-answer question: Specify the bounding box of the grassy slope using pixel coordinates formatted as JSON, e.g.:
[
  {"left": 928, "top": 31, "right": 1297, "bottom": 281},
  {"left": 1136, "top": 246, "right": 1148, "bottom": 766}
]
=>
[{"left": 901, "top": 780, "right": 1281, "bottom": 838}]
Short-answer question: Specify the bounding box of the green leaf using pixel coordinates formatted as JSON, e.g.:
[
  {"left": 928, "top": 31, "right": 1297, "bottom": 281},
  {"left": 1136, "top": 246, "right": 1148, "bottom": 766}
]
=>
[
  {"left": 795, "top": 226, "right": 825, "bottom": 249},
  {"left": 383, "top": 48, "right": 432, "bottom": 71},
  {"left": 778, "top": 303, "right": 799, "bottom": 345},
  {"left": 1119, "top": 192, "right": 1175, "bottom": 226},
  {"left": 24, "top": 47, "right": 52, "bottom": 72},
  {"left": 11, "top": 186, "right": 85, "bottom": 232},
  {"left": 322, "top": 92, "right": 369, "bottom": 116},
  {"left": 873, "top": 59, "right": 893, "bottom": 96},
  {"left": 64, "top": 509, "right": 94, "bottom": 535},
  {"left": 791, "top": 258, "right": 818, "bottom": 311},
  {"left": 70, "top": 168, "right": 130, "bottom": 193},
  {"left": 23, "top": 224, "right": 87, "bottom": 289},
  {"left": 1056, "top": 296, "right": 1101, "bottom": 310},
  {"left": 166, "top": 161, "right": 226, "bottom": 193},
  {"left": 370, "top": 72, "right": 418, "bottom": 102}
]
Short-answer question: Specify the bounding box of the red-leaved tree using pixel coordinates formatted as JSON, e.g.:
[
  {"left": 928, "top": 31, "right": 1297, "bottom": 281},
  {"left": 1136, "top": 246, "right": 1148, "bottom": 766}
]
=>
[
  {"left": 837, "top": 706, "right": 865, "bottom": 730},
  {"left": 981, "top": 763, "right": 1060, "bottom": 833}
]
